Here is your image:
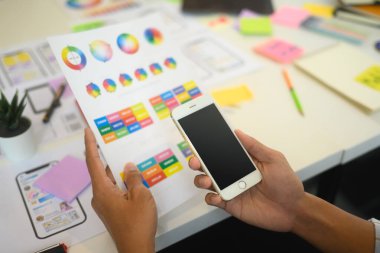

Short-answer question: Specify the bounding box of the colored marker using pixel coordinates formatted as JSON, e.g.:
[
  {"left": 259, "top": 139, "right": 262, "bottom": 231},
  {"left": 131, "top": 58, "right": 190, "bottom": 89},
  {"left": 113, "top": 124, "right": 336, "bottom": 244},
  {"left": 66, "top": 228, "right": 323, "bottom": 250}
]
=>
[{"left": 282, "top": 69, "right": 304, "bottom": 116}]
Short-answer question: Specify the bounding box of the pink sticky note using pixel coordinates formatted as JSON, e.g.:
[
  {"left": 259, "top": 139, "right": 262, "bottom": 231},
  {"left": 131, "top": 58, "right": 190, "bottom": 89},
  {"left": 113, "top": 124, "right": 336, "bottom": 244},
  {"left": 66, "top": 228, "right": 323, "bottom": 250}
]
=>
[
  {"left": 271, "top": 6, "right": 310, "bottom": 28},
  {"left": 49, "top": 76, "right": 73, "bottom": 99},
  {"left": 254, "top": 39, "right": 303, "bottom": 64},
  {"left": 34, "top": 155, "right": 91, "bottom": 203}
]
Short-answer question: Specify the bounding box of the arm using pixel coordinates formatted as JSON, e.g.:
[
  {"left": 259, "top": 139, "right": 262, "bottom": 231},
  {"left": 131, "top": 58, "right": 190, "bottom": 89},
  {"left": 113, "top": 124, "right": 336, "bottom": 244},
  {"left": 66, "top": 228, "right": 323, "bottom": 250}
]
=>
[{"left": 189, "top": 129, "right": 375, "bottom": 253}]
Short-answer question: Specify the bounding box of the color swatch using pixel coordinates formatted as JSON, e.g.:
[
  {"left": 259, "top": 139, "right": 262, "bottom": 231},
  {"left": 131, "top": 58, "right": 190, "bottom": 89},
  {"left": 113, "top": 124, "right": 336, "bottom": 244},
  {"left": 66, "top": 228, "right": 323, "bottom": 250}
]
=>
[
  {"left": 94, "top": 103, "right": 153, "bottom": 144},
  {"left": 164, "top": 57, "right": 177, "bottom": 69},
  {"left": 144, "top": 28, "right": 163, "bottom": 45},
  {"left": 120, "top": 149, "right": 183, "bottom": 188},
  {"left": 149, "top": 81, "right": 202, "bottom": 120},
  {"left": 89, "top": 40, "right": 113, "bottom": 62},
  {"left": 119, "top": 73, "right": 133, "bottom": 86},
  {"left": 61, "top": 46, "right": 87, "bottom": 71},
  {"left": 103, "top": 78, "right": 117, "bottom": 92},
  {"left": 134, "top": 68, "right": 148, "bottom": 81},
  {"left": 177, "top": 141, "right": 193, "bottom": 161},
  {"left": 117, "top": 33, "right": 139, "bottom": 54},
  {"left": 149, "top": 63, "right": 163, "bottom": 75},
  {"left": 86, "top": 82, "right": 101, "bottom": 98}
]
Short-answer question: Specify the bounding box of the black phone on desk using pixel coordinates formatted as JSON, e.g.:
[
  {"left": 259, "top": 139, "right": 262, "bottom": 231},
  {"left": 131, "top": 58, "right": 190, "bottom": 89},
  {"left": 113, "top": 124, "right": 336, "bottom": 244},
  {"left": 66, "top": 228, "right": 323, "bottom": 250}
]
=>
[
  {"left": 16, "top": 162, "right": 87, "bottom": 239},
  {"left": 182, "top": 0, "right": 274, "bottom": 15}
]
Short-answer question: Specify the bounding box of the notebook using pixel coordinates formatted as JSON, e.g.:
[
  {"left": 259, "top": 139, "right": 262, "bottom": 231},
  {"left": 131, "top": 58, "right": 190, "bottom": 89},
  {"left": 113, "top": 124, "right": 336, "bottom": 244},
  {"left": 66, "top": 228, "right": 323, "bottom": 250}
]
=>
[{"left": 295, "top": 43, "right": 380, "bottom": 112}]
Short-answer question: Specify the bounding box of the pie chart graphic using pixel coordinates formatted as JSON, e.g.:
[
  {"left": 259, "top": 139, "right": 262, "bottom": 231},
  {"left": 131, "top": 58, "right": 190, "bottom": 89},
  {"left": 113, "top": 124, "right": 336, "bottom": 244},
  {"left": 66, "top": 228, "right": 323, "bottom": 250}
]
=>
[
  {"left": 144, "top": 28, "right": 163, "bottom": 45},
  {"left": 66, "top": 0, "right": 101, "bottom": 9},
  {"left": 89, "top": 40, "right": 113, "bottom": 62},
  {"left": 134, "top": 68, "right": 148, "bottom": 81},
  {"left": 119, "top": 73, "right": 133, "bottom": 86},
  {"left": 61, "top": 46, "right": 87, "bottom": 71},
  {"left": 86, "top": 82, "right": 101, "bottom": 98},
  {"left": 103, "top": 78, "right": 117, "bottom": 92},
  {"left": 164, "top": 57, "right": 177, "bottom": 69},
  {"left": 117, "top": 33, "right": 139, "bottom": 54},
  {"left": 149, "top": 63, "right": 163, "bottom": 75}
]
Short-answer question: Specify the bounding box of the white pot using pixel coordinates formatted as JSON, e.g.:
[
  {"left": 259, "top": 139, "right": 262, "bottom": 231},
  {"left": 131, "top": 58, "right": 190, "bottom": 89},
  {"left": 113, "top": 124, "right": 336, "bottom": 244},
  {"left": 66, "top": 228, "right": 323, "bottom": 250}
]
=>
[{"left": 0, "top": 124, "right": 37, "bottom": 162}]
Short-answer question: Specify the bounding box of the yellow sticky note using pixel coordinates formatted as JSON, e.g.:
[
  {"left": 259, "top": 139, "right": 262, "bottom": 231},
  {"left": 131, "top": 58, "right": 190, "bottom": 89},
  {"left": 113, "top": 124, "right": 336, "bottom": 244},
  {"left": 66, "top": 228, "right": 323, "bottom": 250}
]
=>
[
  {"left": 211, "top": 84, "right": 253, "bottom": 106},
  {"left": 304, "top": 3, "right": 334, "bottom": 18},
  {"left": 355, "top": 65, "right": 380, "bottom": 92}
]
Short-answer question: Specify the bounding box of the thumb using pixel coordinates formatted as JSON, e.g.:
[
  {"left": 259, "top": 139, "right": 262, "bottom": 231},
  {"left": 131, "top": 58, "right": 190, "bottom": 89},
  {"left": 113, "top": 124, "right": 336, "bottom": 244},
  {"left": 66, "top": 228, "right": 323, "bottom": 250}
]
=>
[{"left": 123, "top": 163, "right": 143, "bottom": 189}]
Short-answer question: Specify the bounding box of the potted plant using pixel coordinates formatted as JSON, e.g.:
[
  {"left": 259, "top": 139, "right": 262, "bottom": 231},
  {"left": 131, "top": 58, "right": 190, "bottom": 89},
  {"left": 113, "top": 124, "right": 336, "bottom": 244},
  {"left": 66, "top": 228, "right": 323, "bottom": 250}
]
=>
[{"left": 0, "top": 90, "right": 36, "bottom": 161}]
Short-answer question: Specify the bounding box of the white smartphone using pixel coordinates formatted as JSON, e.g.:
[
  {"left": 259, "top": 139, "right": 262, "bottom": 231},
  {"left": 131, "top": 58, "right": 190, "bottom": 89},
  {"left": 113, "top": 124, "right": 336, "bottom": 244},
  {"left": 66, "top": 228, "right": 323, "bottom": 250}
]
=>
[
  {"left": 16, "top": 162, "right": 87, "bottom": 239},
  {"left": 171, "top": 95, "right": 262, "bottom": 200}
]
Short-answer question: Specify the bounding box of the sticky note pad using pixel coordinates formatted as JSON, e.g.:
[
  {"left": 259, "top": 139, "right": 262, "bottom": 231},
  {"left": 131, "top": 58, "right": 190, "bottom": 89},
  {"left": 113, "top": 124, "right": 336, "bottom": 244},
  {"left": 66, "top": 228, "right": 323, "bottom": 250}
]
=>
[
  {"left": 355, "top": 65, "right": 380, "bottom": 92},
  {"left": 254, "top": 39, "right": 303, "bottom": 64},
  {"left": 240, "top": 17, "right": 272, "bottom": 35},
  {"left": 34, "top": 155, "right": 91, "bottom": 203},
  {"left": 270, "top": 6, "right": 310, "bottom": 28},
  {"left": 211, "top": 84, "right": 253, "bottom": 106},
  {"left": 303, "top": 3, "right": 334, "bottom": 18}
]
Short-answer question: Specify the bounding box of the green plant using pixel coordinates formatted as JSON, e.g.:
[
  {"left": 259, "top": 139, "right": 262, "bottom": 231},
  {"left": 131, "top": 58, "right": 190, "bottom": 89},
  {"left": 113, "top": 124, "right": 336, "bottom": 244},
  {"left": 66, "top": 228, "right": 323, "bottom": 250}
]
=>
[{"left": 0, "top": 90, "right": 28, "bottom": 135}]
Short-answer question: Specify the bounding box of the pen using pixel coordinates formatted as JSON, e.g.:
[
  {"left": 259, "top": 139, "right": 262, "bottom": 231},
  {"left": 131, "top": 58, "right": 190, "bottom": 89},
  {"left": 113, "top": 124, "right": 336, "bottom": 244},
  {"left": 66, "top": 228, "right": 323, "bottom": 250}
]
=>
[
  {"left": 282, "top": 69, "right": 304, "bottom": 116},
  {"left": 43, "top": 83, "right": 66, "bottom": 123}
]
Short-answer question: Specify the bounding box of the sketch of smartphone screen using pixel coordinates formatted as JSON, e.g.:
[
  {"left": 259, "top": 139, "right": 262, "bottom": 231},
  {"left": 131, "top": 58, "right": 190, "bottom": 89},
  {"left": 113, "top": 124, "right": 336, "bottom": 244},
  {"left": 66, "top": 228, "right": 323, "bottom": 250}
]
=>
[{"left": 16, "top": 162, "right": 87, "bottom": 239}]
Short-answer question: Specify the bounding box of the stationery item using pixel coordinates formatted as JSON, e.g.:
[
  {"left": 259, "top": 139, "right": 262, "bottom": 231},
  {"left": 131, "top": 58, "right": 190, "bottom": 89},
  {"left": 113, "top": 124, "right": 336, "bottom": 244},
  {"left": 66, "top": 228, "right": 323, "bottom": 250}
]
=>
[
  {"left": 270, "top": 6, "right": 310, "bottom": 28},
  {"left": 355, "top": 65, "right": 380, "bottom": 92},
  {"left": 211, "top": 84, "right": 253, "bottom": 106},
  {"left": 35, "top": 243, "right": 68, "bottom": 253},
  {"left": 295, "top": 43, "right": 380, "bottom": 112},
  {"left": 303, "top": 3, "right": 334, "bottom": 18},
  {"left": 254, "top": 39, "right": 303, "bottom": 64},
  {"left": 282, "top": 69, "right": 304, "bottom": 116},
  {"left": 300, "top": 16, "right": 368, "bottom": 45},
  {"left": 43, "top": 83, "right": 66, "bottom": 123},
  {"left": 239, "top": 16, "right": 272, "bottom": 35},
  {"left": 34, "top": 155, "right": 91, "bottom": 203},
  {"left": 334, "top": 0, "right": 380, "bottom": 28},
  {"left": 26, "top": 84, "right": 56, "bottom": 114}
]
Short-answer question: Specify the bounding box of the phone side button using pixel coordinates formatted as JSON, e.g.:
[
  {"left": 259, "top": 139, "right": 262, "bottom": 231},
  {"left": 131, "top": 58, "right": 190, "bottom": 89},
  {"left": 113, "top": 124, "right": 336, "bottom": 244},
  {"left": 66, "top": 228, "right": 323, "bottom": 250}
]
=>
[{"left": 238, "top": 181, "right": 246, "bottom": 189}]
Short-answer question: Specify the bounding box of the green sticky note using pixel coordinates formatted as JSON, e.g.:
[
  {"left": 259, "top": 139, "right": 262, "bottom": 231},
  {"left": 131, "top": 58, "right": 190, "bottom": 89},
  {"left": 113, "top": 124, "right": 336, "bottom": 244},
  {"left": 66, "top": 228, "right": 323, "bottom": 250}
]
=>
[{"left": 239, "top": 17, "right": 272, "bottom": 35}]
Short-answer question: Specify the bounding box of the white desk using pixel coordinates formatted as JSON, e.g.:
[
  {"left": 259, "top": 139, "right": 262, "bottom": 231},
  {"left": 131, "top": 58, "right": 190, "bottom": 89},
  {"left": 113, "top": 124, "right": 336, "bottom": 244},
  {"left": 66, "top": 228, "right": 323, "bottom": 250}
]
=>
[{"left": 1, "top": 0, "right": 380, "bottom": 252}]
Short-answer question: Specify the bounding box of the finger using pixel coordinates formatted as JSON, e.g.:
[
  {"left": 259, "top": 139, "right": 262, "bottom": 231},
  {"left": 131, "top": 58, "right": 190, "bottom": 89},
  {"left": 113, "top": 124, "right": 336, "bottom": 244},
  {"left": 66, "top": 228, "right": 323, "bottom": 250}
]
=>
[
  {"left": 105, "top": 166, "right": 116, "bottom": 185},
  {"left": 188, "top": 156, "right": 202, "bottom": 172},
  {"left": 123, "top": 163, "right": 143, "bottom": 189},
  {"left": 194, "top": 174, "right": 214, "bottom": 190},
  {"left": 84, "top": 128, "right": 107, "bottom": 188},
  {"left": 235, "top": 129, "right": 273, "bottom": 162},
  {"left": 205, "top": 193, "right": 227, "bottom": 209}
]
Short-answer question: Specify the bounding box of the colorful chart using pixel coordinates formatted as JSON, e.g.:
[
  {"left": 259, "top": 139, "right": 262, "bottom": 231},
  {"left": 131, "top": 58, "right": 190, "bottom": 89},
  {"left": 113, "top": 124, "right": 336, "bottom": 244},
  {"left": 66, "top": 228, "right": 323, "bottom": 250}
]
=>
[
  {"left": 177, "top": 141, "right": 193, "bottom": 161},
  {"left": 150, "top": 81, "right": 202, "bottom": 120},
  {"left": 134, "top": 68, "right": 148, "bottom": 81},
  {"left": 103, "top": 78, "right": 117, "bottom": 92},
  {"left": 117, "top": 33, "right": 139, "bottom": 54},
  {"left": 89, "top": 40, "right": 113, "bottom": 62},
  {"left": 94, "top": 103, "right": 153, "bottom": 144},
  {"left": 86, "top": 82, "right": 101, "bottom": 98},
  {"left": 149, "top": 63, "right": 163, "bottom": 75},
  {"left": 119, "top": 73, "right": 133, "bottom": 86},
  {"left": 61, "top": 46, "right": 87, "bottom": 71},
  {"left": 164, "top": 57, "right": 177, "bottom": 69},
  {"left": 144, "top": 28, "right": 163, "bottom": 45},
  {"left": 120, "top": 149, "right": 183, "bottom": 188},
  {"left": 66, "top": 0, "right": 101, "bottom": 9}
]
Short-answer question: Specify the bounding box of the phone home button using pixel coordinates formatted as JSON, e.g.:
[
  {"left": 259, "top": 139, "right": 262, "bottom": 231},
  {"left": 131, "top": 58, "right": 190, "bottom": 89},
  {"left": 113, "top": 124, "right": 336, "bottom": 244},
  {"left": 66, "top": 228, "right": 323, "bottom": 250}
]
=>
[{"left": 238, "top": 181, "right": 247, "bottom": 189}]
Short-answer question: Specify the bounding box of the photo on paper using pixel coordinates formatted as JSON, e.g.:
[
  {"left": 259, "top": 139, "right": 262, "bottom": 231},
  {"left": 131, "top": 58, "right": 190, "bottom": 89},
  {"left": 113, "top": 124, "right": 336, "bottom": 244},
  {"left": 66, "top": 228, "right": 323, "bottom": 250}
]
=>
[
  {"left": 26, "top": 84, "right": 56, "bottom": 114},
  {"left": 0, "top": 49, "right": 46, "bottom": 86}
]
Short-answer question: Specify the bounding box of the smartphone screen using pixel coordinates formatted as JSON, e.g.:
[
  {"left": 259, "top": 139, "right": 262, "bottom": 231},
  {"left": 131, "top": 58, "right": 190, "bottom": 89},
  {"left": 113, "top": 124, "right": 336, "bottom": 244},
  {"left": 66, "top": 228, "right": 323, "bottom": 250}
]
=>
[
  {"left": 178, "top": 104, "right": 256, "bottom": 190},
  {"left": 16, "top": 162, "right": 87, "bottom": 239}
]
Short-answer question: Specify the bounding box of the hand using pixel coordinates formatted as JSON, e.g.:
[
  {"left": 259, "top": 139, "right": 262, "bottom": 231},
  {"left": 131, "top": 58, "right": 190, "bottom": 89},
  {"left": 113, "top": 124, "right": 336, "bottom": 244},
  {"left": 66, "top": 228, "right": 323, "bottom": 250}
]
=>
[
  {"left": 189, "top": 129, "right": 305, "bottom": 232},
  {"left": 84, "top": 128, "right": 157, "bottom": 253}
]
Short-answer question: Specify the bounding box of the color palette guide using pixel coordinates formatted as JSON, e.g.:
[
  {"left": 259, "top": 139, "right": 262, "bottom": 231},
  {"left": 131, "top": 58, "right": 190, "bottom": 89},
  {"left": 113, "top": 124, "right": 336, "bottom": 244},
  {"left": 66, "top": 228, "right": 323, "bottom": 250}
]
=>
[
  {"left": 120, "top": 148, "right": 183, "bottom": 188},
  {"left": 149, "top": 81, "right": 202, "bottom": 120},
  {"left": 94, "top": 102, "right": 153, "bottom": 144},
  {"left": 177, "top": 141, "right": 193, "bottom": 161}
]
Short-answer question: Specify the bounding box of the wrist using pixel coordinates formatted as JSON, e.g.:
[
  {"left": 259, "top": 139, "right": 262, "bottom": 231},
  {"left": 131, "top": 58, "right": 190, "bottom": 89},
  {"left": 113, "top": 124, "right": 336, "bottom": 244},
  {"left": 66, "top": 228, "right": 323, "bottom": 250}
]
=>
[
  {"left": 290, "top": 192, "right": 315, "bottom": 235},
  {"left": 115, "top": 237, "right": 155, "bottom": 253}
]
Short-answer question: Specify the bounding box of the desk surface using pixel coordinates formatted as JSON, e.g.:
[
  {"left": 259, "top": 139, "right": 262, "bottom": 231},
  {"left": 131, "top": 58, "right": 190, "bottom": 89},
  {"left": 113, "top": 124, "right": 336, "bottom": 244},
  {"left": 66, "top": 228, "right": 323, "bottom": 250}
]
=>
[{"left": 1, "top": 0, "right": 380, "bottom": 252}]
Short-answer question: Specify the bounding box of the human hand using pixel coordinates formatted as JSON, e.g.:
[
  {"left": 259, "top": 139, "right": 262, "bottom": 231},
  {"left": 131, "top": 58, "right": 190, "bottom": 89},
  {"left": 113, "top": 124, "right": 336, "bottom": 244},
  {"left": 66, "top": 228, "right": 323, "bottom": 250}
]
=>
[
  {"left": 189, "top": 129, "right": 305, "bottom": 232},
  {"left": 84, "top": 128, "right": 157, "bottom": 253}
]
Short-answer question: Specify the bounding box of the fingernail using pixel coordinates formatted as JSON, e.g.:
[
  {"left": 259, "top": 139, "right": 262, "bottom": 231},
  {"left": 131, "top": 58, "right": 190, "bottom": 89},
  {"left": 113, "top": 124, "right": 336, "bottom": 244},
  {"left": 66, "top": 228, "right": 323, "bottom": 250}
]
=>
[{"left": 124, "top": 162, "right": 138, "bottom": 171}]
